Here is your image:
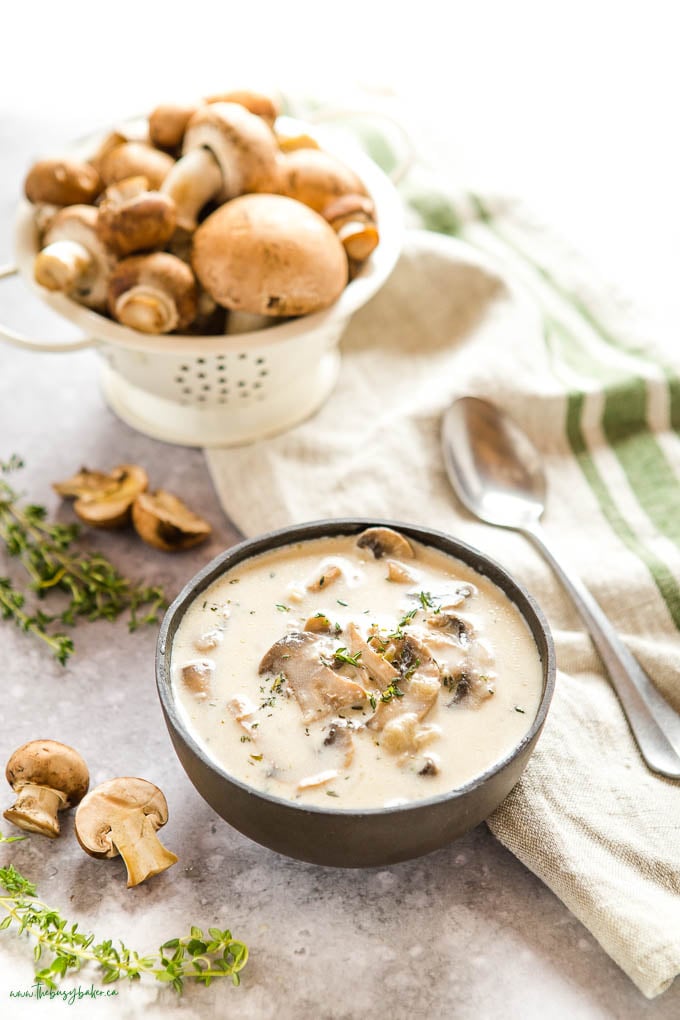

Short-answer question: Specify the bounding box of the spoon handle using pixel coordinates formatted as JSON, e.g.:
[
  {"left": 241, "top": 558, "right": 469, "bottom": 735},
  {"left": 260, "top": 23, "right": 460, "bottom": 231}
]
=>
[{"left": 522, "top": 521, "right": 680, "bottom": 778}]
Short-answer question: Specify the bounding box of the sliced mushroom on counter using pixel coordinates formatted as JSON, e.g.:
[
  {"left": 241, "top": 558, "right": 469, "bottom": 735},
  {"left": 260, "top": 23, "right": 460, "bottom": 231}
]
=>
[
  {"left": 132, "top": 489, "right": 211, "bottom": 551},
  {"left": 160, "top": 102, "right": 279, "bottom": 231},
  {"left": 192, "top": 193, "right": 348, "bottom": 316},
  {"left": 180, "top": 660, "right": 215, "bottom": 697},
  {"left": 259, "top": 631, "right": 368, "bottom": 723},
  {"left": 96, "top": 176, "right": 177, "bottom": 256},
  {"left": 322, "top": 193, "right": 379, "bottom": 262},
  {"left": 24, "top": 157, "right": 102, "bottom": 207},
  {"left": 356, "top": 527, "right": 415, "bottom": 560},
  {"left": 4, "top": 740, "right": 89, "bottom": 838},
  {"left": 276, "top": 147, "right": 368, "bottom": 213},
  {"left": 53, "top": 463, "right": 148, "bottom": 528},
  {"left": 75, "top": 777, "right": 178, "bottom": 888},
  {"left": 33, "top": 205, "right": 116, "bottom": 310},
  {"left": 98, "top": 142, "right": 175, "bottom": 190},
  {"left": 108, "top": 252, "right": 197, "bottom": 334}
]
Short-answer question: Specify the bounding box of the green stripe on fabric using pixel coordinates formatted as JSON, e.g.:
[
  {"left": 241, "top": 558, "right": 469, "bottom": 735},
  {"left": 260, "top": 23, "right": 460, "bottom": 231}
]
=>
[
  {"left": 566, "top": 392, "right": 680, "bottom": 629},
  {"left": 601, "top": 378, "right": 680, "bottom": 549}
]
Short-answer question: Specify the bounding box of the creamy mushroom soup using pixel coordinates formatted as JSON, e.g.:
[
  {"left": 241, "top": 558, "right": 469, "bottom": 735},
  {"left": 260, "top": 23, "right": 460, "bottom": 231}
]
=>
[{"left": 170, "top": 529, "right": 544, "bottom": 809}]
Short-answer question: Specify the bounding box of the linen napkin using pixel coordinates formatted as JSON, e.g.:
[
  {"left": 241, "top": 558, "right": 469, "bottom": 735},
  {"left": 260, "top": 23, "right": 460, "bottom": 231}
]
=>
[{"left": 205, "top": 168, "right": 680, "bottom": 996}]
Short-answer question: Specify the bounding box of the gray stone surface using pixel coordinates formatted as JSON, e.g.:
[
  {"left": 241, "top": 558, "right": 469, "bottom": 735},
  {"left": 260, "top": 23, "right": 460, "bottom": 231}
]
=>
[{"left": 0, "top": 114, "right": 678, "bottom": 1019}]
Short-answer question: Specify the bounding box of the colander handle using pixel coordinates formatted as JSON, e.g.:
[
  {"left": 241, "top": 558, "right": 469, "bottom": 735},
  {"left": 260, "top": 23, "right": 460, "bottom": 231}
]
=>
[
  {"left": 305, "top": 108, "right": 415, "bottom": 185},
  {"left": 0, "top": 264, "right": 96, "bottom": 352}
]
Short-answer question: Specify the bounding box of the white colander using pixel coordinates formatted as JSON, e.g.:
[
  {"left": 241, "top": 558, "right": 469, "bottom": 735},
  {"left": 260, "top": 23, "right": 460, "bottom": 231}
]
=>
[{"left": 1, "top": 116, "right": 404, "bottom": 447}]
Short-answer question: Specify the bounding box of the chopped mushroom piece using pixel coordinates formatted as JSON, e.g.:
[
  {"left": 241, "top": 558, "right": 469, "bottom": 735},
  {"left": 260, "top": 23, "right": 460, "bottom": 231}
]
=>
[
  {"left": 297, "top": 769, "right": 339, "bottom": 791},
  {"left": 132, "top": 490, "right": 211, "bottom": 551},
  {"left": 180, "top": 660, "right": 214, "bottom": 697},
  {"left": 4, "top": 740, "right": 89, "bottom": 838},
  {"left": 259, "top": 631, "right": 367, "bottom": 723},
  {"left": 194, "top": 629, "right": 223, "bottom": 652},
  {"left": 53, "top": 463, "right": 148, "bottom": 528},
  {"left": 356, "top": 527, "right": 415, "bottom": 560},
  {"left": 380, "top": 714, "right": 441, "bottom": 756},
  {"left": 228, "top": 696, "right": 259, "bottom": 735},
  {"left": 443, "top": 670, "right": 496, "bottom": 708},
  {"left": 323, "top": 721, "right": 355, "bottom": 768},
  {"left": 346, "top": 621, "right": 398, "bottom": 689},
  {"left": 386, "top": 559, "right": 418, "bottom": 584},
  {"left": 305, "top": 613, "right": 332, "bottom": 633},
  {"left": 306, "top": 564, "right": 342, "bottom": 591},
  {"left": 75, "top": 777, "right": 178, "bottom": 888}
]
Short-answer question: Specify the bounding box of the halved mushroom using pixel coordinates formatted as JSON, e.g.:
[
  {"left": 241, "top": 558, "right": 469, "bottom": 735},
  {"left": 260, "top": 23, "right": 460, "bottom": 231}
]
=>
[
  {"left": 74, "top": 777, "right": 178, "bottom": 888},
  {"left": 4, "top": 740, "right": 89, "bottom": 838},
  {"left": 192, "top": 194, "right": 348, "bottom": 316},
  {"left": 160, "top": 102, "right": 279, "bottom": 231},
  {"left": 53, "top": 463, "right": 148, "bottom": 528},
  {"left": 24, "top": 157, "right": 102, "bottom": 207},
  {"left": 132, "top": 490, "right": 211, "bottom": 551},
  {"left": 33, "top": 205, "right": 116, "bottom": 310},
  {"left": 108, "top": 252, "right": 197, "bottom": 334},
  {"left": 259, "top": 631, "right": 367, "bottom": 723},
  {"left": 97, "top": 176, "right": 177, "bottom": 256},
  {"left": 322, "top": 193, "right": 379, "bottom": 262},
  {"left": 356, "top": 527, "right": 415, "bottom": 560},
  {"left": 276, "top": 148, "right": 368, "bottom": 213},
  {"left": 98, "top": 142, "right": 175, "bottom": 190}
]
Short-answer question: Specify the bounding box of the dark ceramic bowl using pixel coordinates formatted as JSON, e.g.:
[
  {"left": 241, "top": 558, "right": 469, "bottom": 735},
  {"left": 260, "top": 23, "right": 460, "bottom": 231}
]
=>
[{"left": 156, "top": 518, "right": 555, "bottom": 868}]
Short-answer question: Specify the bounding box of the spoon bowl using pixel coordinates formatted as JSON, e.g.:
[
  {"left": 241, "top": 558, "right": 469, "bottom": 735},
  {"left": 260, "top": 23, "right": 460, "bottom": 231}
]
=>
[{"left": 441, "top": 395, "right": 680, "bottom": 778}]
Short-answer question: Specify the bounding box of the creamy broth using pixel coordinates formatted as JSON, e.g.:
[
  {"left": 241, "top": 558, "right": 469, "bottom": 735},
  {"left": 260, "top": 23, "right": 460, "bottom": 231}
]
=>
[{"left": 171, "top": 530, "right": 544, "bottom": 809}]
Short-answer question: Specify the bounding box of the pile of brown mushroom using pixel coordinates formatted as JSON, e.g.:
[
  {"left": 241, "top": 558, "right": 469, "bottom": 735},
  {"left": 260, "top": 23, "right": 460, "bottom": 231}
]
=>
[{"left": 25, "top": 90, "right": 381, "bottom": 336}]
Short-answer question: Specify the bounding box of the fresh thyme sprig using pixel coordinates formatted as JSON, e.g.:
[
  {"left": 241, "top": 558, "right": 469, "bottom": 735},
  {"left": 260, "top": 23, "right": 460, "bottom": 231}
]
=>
[
  {"left": 0, "top": 457, "right": 166, "bottom": 665},
  {"left": 0, "top": 859, "right": 248, "bottom": 993}
]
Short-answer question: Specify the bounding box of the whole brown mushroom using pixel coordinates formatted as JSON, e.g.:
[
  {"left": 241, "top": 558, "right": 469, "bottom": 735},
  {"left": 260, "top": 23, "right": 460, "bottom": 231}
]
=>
[
  {"left": 74, "top": 777, "right": 178, "bottom": 887},
  {"left": 276, "top": 147, "right": 368, "bottom": 213},
  {"left": 108, "top": 252, "right": 197, "bottom": 334},
  {"left": 192, "top": 193, "right": 348, "bottom": 316},
  {"left": 149, "top": 90, "right": 279, "bottom": 153},
  {"left": 97, "top": 177, "right": 177, "bottom": 257},
  {"left": 160, "top": 102, "right": 279, "bottom": 232},
  {"left": 98, "top": 142, "right": 174, "bottom": 190},
  {"left": 24, "top": 157, "right": 102, "bottom": 207},
  {"left": 4, "top": 740, "right": 89, "bottom": 838},
  {"left": 33, "top": 205, "right": 116, "bottom": 310}
]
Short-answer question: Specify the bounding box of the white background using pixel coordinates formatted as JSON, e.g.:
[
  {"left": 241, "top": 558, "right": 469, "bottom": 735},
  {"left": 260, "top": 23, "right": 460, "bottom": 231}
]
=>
[{"left": 2, "top": 0, "right": 679, "bottom": 326}]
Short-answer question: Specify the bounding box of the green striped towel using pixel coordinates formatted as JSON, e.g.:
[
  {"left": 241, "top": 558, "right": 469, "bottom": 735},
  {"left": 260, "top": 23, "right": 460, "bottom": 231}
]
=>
[{"left": 206, "top": 114, "right": 680, "bottom": 998}]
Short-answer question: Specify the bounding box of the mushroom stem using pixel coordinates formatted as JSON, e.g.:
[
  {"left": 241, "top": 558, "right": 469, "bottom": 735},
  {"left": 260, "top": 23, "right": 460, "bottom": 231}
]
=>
[
  {"left": 112, "top": 285, "right": 179, "bottom": 334},
  {"left": 33, "top": 240, "right": 93, "bottom": 292},
  {"left": 160, "top": 147, "right": 222, "bottom": 231},
  {"left": 4, "top": 784, "right": 67, "bottom": 838},
  {"left": 108, "top": 811, "right": 178, "bottom": 888}
]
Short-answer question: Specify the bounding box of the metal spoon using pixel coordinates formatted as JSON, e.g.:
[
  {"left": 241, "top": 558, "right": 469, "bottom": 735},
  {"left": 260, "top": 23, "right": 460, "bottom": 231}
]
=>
[{"left": 441, "top": 395, "right": 680, "bottom": 778}]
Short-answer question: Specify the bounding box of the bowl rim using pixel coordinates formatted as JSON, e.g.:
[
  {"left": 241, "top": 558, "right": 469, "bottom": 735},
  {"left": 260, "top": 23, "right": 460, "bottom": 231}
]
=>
[
  {"left": 14, "top": 117, "right": 404, "bottom": 356},
  {"left": 156, "top": 517, "right": 556, "bottom": 818}
]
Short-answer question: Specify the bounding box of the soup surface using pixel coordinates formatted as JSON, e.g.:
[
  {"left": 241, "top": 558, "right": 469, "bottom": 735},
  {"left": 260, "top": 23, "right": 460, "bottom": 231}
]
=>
[{"left": 171, "top": 528, "right": 544, "bottom": 809}]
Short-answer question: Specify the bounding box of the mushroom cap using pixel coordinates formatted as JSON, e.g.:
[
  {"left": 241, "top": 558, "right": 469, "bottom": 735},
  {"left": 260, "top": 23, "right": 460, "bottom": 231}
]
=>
[
  {"left": 97, "top": 185, "right": 177, "bottom": 257},
  {"left": 276, "top": 148, "right": 368, "bottom": 213},
  {"left": 38, "top": 205, "right": 115, "bottom": 309},
  {"left": 183, "top": 102, "right": 279, "bottom": 201},
  {"left": 108, "top": 252, "right": 197, "bottom": 333},
  {"left": 24, "top": 158, "right": 102, "bottom": 206},
  {"left": 53, "top": 464, "right": 149, "bottom": 528},
  {"left": 356, "top": 527, "right": 415, "bottom": 560},
  {"left": 132, "top": 490, "right": 212, "bottom": 551},
  {"left": 204, "top": 89, "right": 279, "bottom": 127},
  {"left": 5, "top": 740, "right": 89, "bottom": 807},
  {"left": 192, "top": 194, "right": 348, "bottom": 316},
  {"left": 74, "top": 777, "right": 169, "bottom": 860},
  {"left": 148, "top": 103, "right": 197, "bottom": 151},
  {"left": 99, "top": 142, "right": 175, "bottom": 190}
]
